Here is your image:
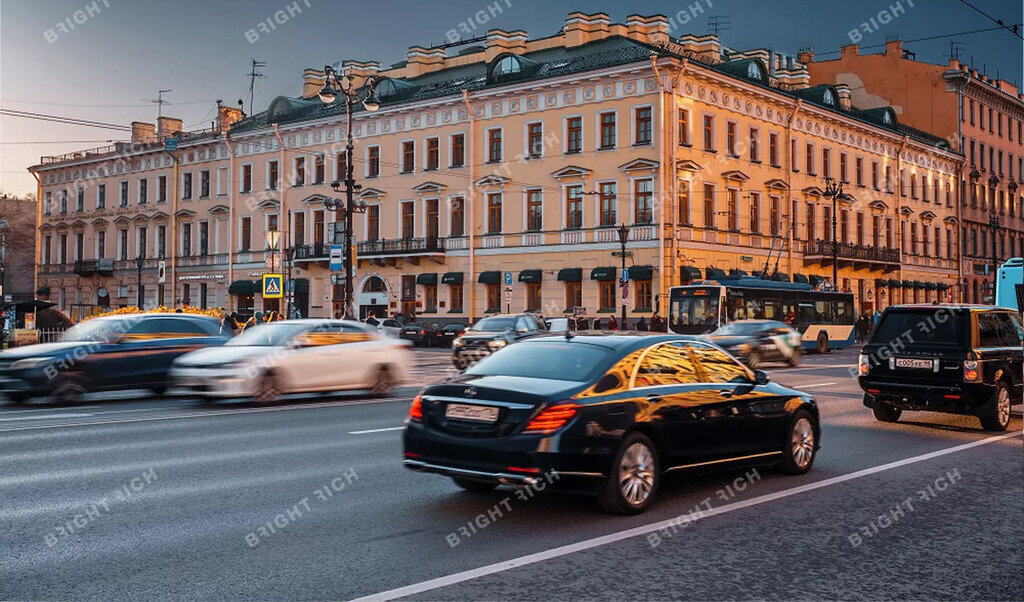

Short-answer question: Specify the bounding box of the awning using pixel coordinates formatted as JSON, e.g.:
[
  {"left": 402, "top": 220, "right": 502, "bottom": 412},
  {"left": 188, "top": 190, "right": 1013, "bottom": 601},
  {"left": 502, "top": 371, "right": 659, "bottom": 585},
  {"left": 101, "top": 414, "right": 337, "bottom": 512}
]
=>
[
  {"left": 416, "top": 273, "right": 438, "bottom": 286},
  {"left": 478, "top": 271, "right": 501, "bottom": 284},
  {"left": 228, "top": 280, "right": 256, "bottom": 295},
  {"left": 937, "top": 283, "right": 950, "bottom": 291},
  {"left": 557, "top": 268, "right": 582, "bottom": 282},
  {"left": 913, "top": 281, "right": 926, "bottom": 289},
  {"left": 729, "top": 268, "right": 748, "bottom": 276},
  {"left": 902, "top": 279, "right": 914, "bottom": 288},
  {"left": 292, "top": 278, "right": 309, "bottom": 294},
  {"left": 441, "top": 272, "right": 463, "bottom": 285},
  {"left": 591, "top": 266, "right": 617, "bottom": 281},
  {"left": 792, "top": 273, "right": 809, "bottom": 284},
  {"left": 706, "top": 267, "right": 728, "bottom": 279},
  {"left": 924, "top": 282, "right": 937, "bottom": 290},
  {"left": 771, "top": 272, "right": 791, "bottom": 282},
  {"left": 35, "top": 286, "right": 51, "bottom": 295},
  {"left": 888, "top": 279, "right": 902, "bottom": 287},
  {"left": 680, "top": 266, "right": 702, "bottom": 281},
  {"left": 518, "top": 269, "right": 542, "bottom": 283},
  {"left": 874, "top": 278, "right": 889, "bottom": 287},
  {"left": 628, "top": 265, "right": 653, "bottom": 280},
  {"left": 808, "top": 275, "right": 825, "bottom": 287}
]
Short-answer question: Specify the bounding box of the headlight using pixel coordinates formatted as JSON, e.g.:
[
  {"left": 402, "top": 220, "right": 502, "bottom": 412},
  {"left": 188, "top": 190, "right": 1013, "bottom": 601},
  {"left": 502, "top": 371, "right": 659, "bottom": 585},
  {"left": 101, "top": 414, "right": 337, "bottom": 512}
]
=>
[
  {"left": 10, "top": 357, "right": 54, "bottom": 370},
  {"left": 452, "top": 338, "right": 465, "bottom": 348},
  {"left": 487, "top": 339, "right": 507, "bottom": 350}
]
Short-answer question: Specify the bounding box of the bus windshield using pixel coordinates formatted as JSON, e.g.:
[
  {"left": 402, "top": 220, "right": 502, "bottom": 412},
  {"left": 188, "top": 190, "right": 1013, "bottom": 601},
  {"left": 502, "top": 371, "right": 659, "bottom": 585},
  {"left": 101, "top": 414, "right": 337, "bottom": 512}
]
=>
[{"left": 669, "top": 287, "right": 722, "bottom": 334}]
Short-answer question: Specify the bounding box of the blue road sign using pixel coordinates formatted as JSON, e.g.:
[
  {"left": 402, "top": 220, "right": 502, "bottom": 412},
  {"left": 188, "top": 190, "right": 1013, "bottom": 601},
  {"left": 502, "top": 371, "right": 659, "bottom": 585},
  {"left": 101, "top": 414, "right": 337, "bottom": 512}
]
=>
[
  {"left": 504, "top": 271, "right": 513, "bottom": 287},
  {"left": 329, "top": 245, "right": 344, "bottom": 271},
  {"left": 262, "top": 274, "right": 283, "bottom": 298},
  {"left": 621, "top": 268, "right": 629, "bottom": 282}
]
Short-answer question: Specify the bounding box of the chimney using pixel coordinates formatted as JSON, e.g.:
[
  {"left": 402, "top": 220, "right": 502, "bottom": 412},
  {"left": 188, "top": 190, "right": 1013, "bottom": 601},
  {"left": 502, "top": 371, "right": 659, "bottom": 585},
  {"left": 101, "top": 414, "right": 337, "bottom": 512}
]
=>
[
  {"left": 406, "top": 45, "right": 447, "bottom": 76},
  {"left": 835, "top": 83, "right": 853, "bottom": 110},
  {"left": 483, "top": 29, "right": 528, "bottom": 62},
  {"left": 217, "top": 106, "right": 244, "bottom": 132},
  {"left": 342, "top": 60, "right": 382, "bottom": 90},
  {"left": 840, "top": 44, "right": 859, "bottom": 59},
  {"left": 563, "top": 12, "right": 612, "bottom": 47},
  {"left": 797, "top": 48, "right": 814, "bottom": 63},
  {"left": 156, "top": 116, "right": 182, "bottom": 140},
  {"left": 303, "top": 68, "right": 325, "bottom": 99},
  {"left": 131, "top": 121, "right": 156, "bottom": 143},
  {"left": 885, "top": 38, "right": 903, "bottom": 57},
  {"left": 624, "top": 14, "right": 669, "bottom": 46}
]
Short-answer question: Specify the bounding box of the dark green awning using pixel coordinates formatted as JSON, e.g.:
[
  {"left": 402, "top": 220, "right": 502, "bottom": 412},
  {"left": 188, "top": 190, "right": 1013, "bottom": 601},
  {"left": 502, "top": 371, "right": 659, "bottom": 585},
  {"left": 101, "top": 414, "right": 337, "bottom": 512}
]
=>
[
  {"left": 874, "top": 278, "right": 889, "bottom": 287},
  {"left": 35, "top": 286, "right": 51, "bottom": 295},
  {"left": 924, "top": 282, "right": 937, "bottom": 290},
  {"left": 416, "top": 273, "right": 438, "bottom": 286},
  {"left": 518, "top": 269, "right": 542, "bottom": 283},
  {"left": 591, "top": 266, "right": 617, "bottom": 281},
  {"left": 478, "top": 271, "right": 501, "bottom": 284},
  {"left": 441, "top": 272, "right": 463, "bottom": 285},
  {"left": 913, "top": 281, "right": 926, "bottom": 289},
  {"left": 557, "top": 268, "right": 582, "bottom": 282},
  {"left": 292, "top": 278, "right": 309, "bottom": 294},
  {"left": 228, "top": 280, "right": 256, "bottom": 295},
  {"left": 706, "top": 267, "right": 727, "bottom": 279},
  {"left": 680, "top": 266, "right": 702, "bottom": 281},
  {"left": 808, "top": 275, "right": 825, "bottom": 287},
  {"left": 792, "top": 273, "right": 809, "bottom": 284},
  {"left": 771, "top": 272, "right": 791, "bottom": 282},
  {"left": 902, "top": 279, "right": 915, "bottom": 287},
  {"left": 628, "top": 265, "right": 653, "bottom": 280},
  {"left": 937, "top": 283, "right": 950, "bottom": 291},
  {"left": 729, "top": 268, "right": 748, "bottom": 276},
  {"left": 888, "top": 279, "right": 902, "bottom": 287}
]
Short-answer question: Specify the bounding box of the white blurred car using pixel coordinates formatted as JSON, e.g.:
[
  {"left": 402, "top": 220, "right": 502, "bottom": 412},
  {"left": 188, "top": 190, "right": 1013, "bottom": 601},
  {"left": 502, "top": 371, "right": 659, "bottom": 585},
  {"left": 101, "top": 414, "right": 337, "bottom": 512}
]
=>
[
  {"left": 170, "top": 319, "right": 411, "bottom": 403},
  {"left": 364, "top": 316, "right": 403, "bottom": 338}
]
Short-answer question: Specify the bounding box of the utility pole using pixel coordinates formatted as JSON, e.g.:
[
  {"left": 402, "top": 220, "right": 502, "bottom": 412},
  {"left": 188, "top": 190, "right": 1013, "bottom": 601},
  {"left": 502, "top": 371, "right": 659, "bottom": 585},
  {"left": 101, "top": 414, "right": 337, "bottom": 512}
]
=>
[
  {"left": 246, "top": 59, "right": 267, "bottom": 116},
  {"left": 989, "top": 215, "right": 1001, "bottom": 302}
]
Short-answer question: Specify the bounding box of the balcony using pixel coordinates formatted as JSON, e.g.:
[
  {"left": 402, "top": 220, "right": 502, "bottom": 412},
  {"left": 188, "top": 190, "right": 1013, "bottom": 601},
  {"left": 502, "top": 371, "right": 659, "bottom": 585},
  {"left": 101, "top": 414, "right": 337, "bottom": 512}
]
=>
[
  {"left": 74, "top": 259, "right": 114, "bottom": 277},
  {"left": 292, "top": 243, "right": 329, "bottom": 261},
  {"left": 803, "top": 239, "right": 900, "bottom": 268},
  {"left": 357, "top": 237, "right": 444, "bottom": 266}
]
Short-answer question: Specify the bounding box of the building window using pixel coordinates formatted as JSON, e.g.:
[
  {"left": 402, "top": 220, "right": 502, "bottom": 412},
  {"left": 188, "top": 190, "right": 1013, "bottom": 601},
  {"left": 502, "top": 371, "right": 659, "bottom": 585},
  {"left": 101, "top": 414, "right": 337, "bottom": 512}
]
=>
[
  {"left": 335, "top": 151, "right": 347, "bottom": 182},
  {"left": 678, "top": 109, "right": 690, "bottom": 146},
  {"left": 450, "top": 284, "right": 463, "bottom": 312},
  {"left": 528, "top": 123, "right": 543, "bottom": 157},
  {"left": 401, "top": 202, "right": 415, "bottom": 239},
  {"left": 450, "top": 198, "right": 464, "bottom": 236},
  {"left": 425, "top": 200, "right": 439, "bottom": 239},
  {"left": 313, "top": 155, "right": 325, "bottom": 184},
  {"left": 76, "top": 187, "right": 85, "bottom": 211},
  {"left": 599, "top": 182, "right": 617, "bottom": 227},
  {"left": 805, "top": 143, "right": 815, "bottom": 175},
  {"left": 198, "top": 221, "right": 209, "bottom": 255},
  {"left": 423, "top": 284, "right": 438, "bottom": 312},
  {"left": 822, "top": 148, "right": 831, "bottom": 179},
  {"left": 200, "top": 170, "right": 211, "bottom": 197},
  {"left": 598, "top": 281, "right": 615, "bottom": 311},
  {"left": 769, "top": 197, "right": 781, "bottom": 236},
  {"left": 749, "top": 192, "right": 761, "bottom": 234},
  {"left": 839, "top": 152, "right": 848, "bottom": 183},
  {"left": 401, "top": 141, "right": 415, "bottom": 173},
  {"left": 703, "top": 183, "right": 715, "bottom": 228},
  {"left": 566, "top": 185, "right": 583, "bottom": 229},
  {"left": 634, "top": 179, "right": 653, "bottom": 224},
  {"left": 749, "top": 127, "right": 760, "bottom": 162},
  {"left": 268, "top": 161, "right": 278, "bottom": 190},
  {"left": 368, "top": 146, "right": 380, "bottom": 177},
  {"left": 486, "top": 128, "right": 502, "bottom": 163},
  {"left": 600, "top": 112, "right": 616, "bottom": 149},
  {"left": 138, "top": 179, "right": 148, "bottom": 205},
  {"left": 726, "top": 189, "right": 738, "bottom": 231},
  {"left": 526, "top": 282, "right": 541, "bottom": 311},
  {"left": 527, "top": 190, "right": 543, "bottom": 231},
  {"left": 119, "top": 229, "right": 129, "bottom": 260},
  {"left": 240, "top": 217, "right": 251, "bottom": 251},
  {"left": 726, "top": 122, "right": 737, "bottom": 156},
  {"left": 120, "top": 181, "right": 129, "bottom": 206},
  {"left": 790, "top": 139, "right": 798, "bottom": 171},
  {"left": 487, "top": 193, "right": 502, "bottom": 234},
  {"left": 806, "top": 203, "right": 816, "bottom": 241},
  {"left": 678, "top": 181, "right": 690, "bottom": 225},
  {"left": 703, "top": 115, "right": 715, "bottom": 151},
  {"left": 872, "top": 161, "right": 880, "bottom": 190},
  {"left": 769, "top": 132, "right": 779, "bottom": 167},
  {"left": 156, "top": 175, "right": 167, "bottom": 203},
  {"left": 97, "top": 230, "right": 106, "bottom": 259},
  {"left": 566, "top": 117, "right": 582, "bottom": 154},
  {"left": 96, "top": 184, "right": 106, "bottom": 209},
  {"left": 426, "top": 137, "right": 439, "bottom": 171},
  {"left": 635, "top": 107, "right": 652, "bottom": 145},
  {"left": 565, "top": 281, "right": 581, "bottom": 311},
  {"left": 293, "top": 213, "right": 305, "bottom": 247},
  {"left": 635, "top": 279, "right": 652, "bottom": 310},
  {"left": 367, "top": 205, "right": 380, "bottom": 241},
  {"left": 450, "top": 134, "right": 465, "bottom": 167},
  {"left": 486, "top": 283, "right": 501, "bottom": 312}
]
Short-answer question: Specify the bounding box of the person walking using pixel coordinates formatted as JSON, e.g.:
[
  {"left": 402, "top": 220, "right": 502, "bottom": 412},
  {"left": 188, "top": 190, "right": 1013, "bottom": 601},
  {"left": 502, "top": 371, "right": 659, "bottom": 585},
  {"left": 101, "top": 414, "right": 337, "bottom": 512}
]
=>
[
  {"left": 607, "top": 315, "right": 618, "bottom": 330},
  {"left": 650, "top": 311, "right": 665, "bottom": 332}
]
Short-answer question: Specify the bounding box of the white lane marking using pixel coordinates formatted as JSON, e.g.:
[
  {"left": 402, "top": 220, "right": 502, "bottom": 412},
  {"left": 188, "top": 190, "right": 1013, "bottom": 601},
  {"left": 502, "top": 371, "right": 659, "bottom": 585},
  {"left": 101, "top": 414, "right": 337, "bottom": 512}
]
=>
[
  {"left": 0, "top": 405, "right": 100, "bottom": 415},
  {"left": 795, "top": 382, "right": 838, "bottom": 388},
  {"left": 771, "top": 364, "right": 857, "bottom": 373},
  {"left": 0, "top": 413, "right": 93, "bottom": 422},
  {"left": 353, "top": 431, "right": 1022, "bottom": 602},
  {"left": 349, "top": 426, "right": 404, "bottom": 435},
  {"left": 0, "top": 397, "right": 410, "bottom": 434}
]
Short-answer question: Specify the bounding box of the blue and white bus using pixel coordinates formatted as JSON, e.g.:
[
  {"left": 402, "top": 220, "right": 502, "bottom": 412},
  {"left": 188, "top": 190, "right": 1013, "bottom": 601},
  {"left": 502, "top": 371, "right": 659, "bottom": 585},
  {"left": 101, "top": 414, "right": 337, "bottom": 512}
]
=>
[
  {"left": 996, "top": 258, "right": 1023, "bottom": 313},
  {"left": 668, "top": 276, "right": 856, "bottom": 352}
]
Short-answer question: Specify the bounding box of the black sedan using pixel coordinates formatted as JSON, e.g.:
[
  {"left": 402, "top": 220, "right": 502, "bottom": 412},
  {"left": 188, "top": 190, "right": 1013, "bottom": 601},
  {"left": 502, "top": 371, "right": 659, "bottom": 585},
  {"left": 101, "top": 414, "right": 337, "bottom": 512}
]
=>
[
  {"left": 404, "top": 333, "right": 819, "bottom": 514},
  {"left": 400, "top": 322, "right": 440, "bottom": 347},
  {"left": 707, "top": 320, "right": 803, "bottom": 368},
  {"left": 0, "top": 313, "right": 228, "bottom": 404},
  {"left": 451, "top": 314, "right": 546, "bottom": 369},
  {"left": 436, "top": 323, "right": 467, "bottom": 347}
]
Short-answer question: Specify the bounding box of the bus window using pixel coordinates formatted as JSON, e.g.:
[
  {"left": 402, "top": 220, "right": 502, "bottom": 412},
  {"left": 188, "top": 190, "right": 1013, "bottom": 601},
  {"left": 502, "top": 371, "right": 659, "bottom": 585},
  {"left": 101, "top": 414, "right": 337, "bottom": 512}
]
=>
[{"left": 669, "top": 287, "right": 722, "bottom": 334}]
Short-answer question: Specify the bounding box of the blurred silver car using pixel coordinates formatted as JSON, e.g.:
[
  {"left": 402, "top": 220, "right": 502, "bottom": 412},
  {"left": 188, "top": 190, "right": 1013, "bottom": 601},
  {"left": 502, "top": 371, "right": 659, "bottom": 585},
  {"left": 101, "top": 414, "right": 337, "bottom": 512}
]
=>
[{"left": 706, "top": 320, "right": 803, "bottom": 368}]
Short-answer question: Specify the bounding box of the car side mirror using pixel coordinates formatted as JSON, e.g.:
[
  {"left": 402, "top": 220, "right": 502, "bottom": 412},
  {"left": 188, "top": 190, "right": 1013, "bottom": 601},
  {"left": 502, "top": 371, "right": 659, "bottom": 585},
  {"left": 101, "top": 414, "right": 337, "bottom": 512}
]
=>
[
  {"left": 754, "top": 370, "right": 770, "bottom": 385},
  {"left": 593, "top": 373, "right": 621, "bottom": 394}
]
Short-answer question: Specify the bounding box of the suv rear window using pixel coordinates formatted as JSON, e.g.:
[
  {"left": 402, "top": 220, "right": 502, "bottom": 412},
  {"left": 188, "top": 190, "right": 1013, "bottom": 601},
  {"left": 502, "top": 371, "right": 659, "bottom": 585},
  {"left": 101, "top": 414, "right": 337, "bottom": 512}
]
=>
[{"left": 871, "top": 309, "right": 966, "bottom": 347}]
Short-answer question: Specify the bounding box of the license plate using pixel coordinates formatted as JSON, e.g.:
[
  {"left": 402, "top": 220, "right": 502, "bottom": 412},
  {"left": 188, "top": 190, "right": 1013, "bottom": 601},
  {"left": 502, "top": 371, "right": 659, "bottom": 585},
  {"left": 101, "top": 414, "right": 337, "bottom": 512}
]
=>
[
  {"left": 896, "top": 358, "right": 934, "bottom": 369},
  {"left": 445, "top": 403, "right": 499, "bottom": 422}
]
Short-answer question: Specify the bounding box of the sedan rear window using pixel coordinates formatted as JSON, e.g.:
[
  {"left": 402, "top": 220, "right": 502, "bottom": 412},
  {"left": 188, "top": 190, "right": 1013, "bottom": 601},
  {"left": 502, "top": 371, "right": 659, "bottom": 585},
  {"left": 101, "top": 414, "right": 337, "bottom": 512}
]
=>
[
  {"left": 871, "top": 309, "right": 966, "bottom": 346},
  {"left": 465, "top": 342, "right": 611, "bottom": 382}
]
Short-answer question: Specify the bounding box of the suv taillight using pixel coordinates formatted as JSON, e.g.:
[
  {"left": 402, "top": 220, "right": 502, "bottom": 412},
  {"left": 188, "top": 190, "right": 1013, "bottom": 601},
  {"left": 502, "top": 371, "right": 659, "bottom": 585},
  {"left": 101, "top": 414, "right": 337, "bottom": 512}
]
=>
[
  {"left": 963, "top": 351, "right": 980, "bottom": 382},
  {"left": 858, "top": 353, "right": 870, "bottom": 376},
  {"left": 523, "top": 402, "right": 579, "bottom": 433},
  {"left": 408, "top": 393, "right": 423, "bottom": 422}
]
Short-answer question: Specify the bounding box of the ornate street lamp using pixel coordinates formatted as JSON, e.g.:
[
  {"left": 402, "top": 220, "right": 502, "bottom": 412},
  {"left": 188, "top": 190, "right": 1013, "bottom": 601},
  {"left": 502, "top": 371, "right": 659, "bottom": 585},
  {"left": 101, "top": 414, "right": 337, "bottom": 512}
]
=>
[
  {"left": 134, "top": 255, "right": 146, "bottom": 308},
  {"left": 617, "top": 224, "right": 630, "bottom": 327},
  {"left": 318, "top": 64, "right": 381, "bottom": 319},
  {"left": 823, "top": 176, "right": 845, "bottom": 292},
  {"left": 988, "top": 214, "right": 1001, "bottom": 300}
]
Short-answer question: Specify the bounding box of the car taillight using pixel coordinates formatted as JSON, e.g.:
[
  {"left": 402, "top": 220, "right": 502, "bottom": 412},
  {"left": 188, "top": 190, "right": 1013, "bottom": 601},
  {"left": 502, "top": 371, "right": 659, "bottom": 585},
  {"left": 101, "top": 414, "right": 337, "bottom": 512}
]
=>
[
  {"left": 408, "top": 393, "right": 423, "bottom": 422},
  {"left": 858, "top": 354, "right": 870, "bottom": 376},
  {"left": 523, "top": 402, "right": 579, "bottom": 433},
  {"left": 963, "top": 351, "right": 980, "bottom": 382}
]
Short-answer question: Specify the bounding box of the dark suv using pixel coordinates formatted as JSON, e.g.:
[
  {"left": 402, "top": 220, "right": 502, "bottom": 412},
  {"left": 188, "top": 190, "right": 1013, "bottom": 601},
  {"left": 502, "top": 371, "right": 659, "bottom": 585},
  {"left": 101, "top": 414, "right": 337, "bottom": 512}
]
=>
[
  {"left": 858, "top": 305, "right": 1023, "bottom": 431},
  {"left": 450, "top": 314, "right": 546, "bottom": 369}
]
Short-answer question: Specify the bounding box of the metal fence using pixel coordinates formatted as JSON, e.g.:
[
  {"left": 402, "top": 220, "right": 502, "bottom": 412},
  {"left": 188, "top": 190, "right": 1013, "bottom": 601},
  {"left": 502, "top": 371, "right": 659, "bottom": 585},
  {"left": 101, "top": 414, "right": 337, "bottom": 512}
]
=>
[{"left": 38, "top": 328, "right": 68, "bottom": 344}]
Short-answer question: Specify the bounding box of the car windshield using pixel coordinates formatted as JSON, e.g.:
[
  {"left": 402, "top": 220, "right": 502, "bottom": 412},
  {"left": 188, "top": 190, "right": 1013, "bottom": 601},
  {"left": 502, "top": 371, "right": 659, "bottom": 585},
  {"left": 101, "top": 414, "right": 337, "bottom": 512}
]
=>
[
  {"left": 465, "top": 342, "right": 611, "bottom": 381},
  {"left": 469, "top": 317, "right": 515, "bottom": 332},
  {"left": 714, "top": 322, "right": 771, "bottom": 335},
  {"left": 871, "top": 309, "right": 966, "bottom": 346},
  {"left": 226, "top": 323, "right": 311, "bottom": 347},
  {"left": 59, "top": 319, "right": 129, "bottom": 342}
]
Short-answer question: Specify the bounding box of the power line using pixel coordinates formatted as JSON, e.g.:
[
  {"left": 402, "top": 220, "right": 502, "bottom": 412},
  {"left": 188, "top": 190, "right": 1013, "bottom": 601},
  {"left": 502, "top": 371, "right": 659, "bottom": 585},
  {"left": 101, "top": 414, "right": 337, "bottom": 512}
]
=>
[
  {"left": 0, "top": 140, "right": 120, "bottom": 145},
  {"left": 0, "top": 109, "right": 132, "bottom": 131},
  {"left": 0, "top": 98, "right": 217, "bottom": 108},
  {"left": 957, "top": 0, "right": 1023, "bottom": 40},
  {"left": 142, "top": 89, "right": 173, "bottom": 120},
  {"left": 814, "top": 24, "right": 1021, "bottom": 56}
]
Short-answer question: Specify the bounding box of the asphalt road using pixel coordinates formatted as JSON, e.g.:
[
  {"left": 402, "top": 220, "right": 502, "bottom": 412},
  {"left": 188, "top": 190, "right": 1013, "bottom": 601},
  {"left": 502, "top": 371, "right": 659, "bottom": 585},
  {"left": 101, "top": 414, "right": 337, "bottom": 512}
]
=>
[{"left": 1, "top": 347, "right": 1020, "bottom": 601}]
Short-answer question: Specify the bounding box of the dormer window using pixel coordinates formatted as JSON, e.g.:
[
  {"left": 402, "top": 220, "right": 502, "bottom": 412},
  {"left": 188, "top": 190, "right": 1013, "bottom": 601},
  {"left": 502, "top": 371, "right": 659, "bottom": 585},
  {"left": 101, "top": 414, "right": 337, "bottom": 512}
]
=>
[
  {"left": 882, "top": 110, "right": 893, "bottom": 125},
  {"left": 495, "top": 55, "right": 520, "bottom": 76},
  {"left": 822, "top": 88, "right": 835, "bottom": 106},
  {"left": 487, "top": 53, "right": 538, "bottom": 84},
  {"left": 747, "top": 62, "right": 763, "bottom": 80}
]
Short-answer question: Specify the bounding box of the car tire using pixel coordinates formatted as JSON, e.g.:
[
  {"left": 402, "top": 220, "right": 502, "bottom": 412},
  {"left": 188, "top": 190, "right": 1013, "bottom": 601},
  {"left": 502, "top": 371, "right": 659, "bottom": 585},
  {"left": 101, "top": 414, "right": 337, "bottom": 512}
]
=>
[
  {"left": 871, "top": 403, "right": 902, "bottom": 422},
  {"left": 370, "top": 366, "right": 393, "bottom": 397},
  {"left": 747, "top": 351, "right": 761, "bottom": 370},
  {"left": 788, "top": 348, "right": 802, "bottom": 367},
  {"left": 816, "top": 332, "right": 830, "bottom": 354},
  {"left": 597, "top": 432, "right": 660, "bottom": 515},
  {"left": 51, "top": 374, "right": 88, "bottom": 405},
  {"left": 150, "top": 384, "right": 168, "bottom": 397},
  {"left": 452, "top": 477, "right": 498, "bottom": 492},
  {"left": 452, "top": 358, "right": 467, "bottom": 370},
  {"left": 778, "top": 409, "right": 817, "bottom": 475},
  {"left": 979, "top": 381, "right": 1012, "bottom": 432},
  {"left": 4, "top": 393, "right": 29, "bottom": 404},
  {"left": 253, "top": 372, "right": 281, "bottom": 405}
]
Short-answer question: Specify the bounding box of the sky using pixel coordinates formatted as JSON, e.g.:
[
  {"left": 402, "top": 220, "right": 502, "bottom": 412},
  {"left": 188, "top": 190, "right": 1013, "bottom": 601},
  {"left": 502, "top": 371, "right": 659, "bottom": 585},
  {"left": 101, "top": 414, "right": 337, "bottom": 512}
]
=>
[{"left": 1, "top": 0, "right": 1021, "bottom": 197}]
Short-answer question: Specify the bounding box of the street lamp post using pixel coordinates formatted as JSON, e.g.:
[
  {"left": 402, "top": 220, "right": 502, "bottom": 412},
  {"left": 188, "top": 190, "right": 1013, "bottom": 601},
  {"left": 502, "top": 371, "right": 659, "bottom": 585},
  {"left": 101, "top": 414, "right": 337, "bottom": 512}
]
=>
[
  {"left": 616, "top": 224, "right": 630, "bottom": 327},
  {"left": 317, "top": 64, "right": 380, "bottom": 319},
  {"left": 823, "top": 177, "right": 845, "bottom": 292},
  {"left": 988, "top": 215, "right": 1001, "bottom": 301},
  {"left": 135, "top": 256, "right": 146, "bottom": 308}
]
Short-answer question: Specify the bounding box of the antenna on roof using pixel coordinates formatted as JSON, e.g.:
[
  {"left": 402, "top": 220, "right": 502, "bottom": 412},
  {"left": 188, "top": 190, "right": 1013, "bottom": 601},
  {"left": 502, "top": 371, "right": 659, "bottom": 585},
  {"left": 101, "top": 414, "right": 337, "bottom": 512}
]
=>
[
  {"left": 707, "top": 16, "right": 731, "bottom": 37},
  {"left": 142, "top": 89, "right": 172, "bottom": 120},
  {"left": 246, "top": 59, "right": 267, "bottom": 115}
]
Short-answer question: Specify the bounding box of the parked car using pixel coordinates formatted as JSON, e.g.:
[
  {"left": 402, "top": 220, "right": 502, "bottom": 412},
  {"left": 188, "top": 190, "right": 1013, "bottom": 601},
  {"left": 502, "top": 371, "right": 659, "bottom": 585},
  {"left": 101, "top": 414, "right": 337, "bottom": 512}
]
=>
[
  {"left": 0, "top": 313, "right": 228, "bottom": 404},
  {"left": 365, "top": 316, "right": 402, "bottom": 338},
  {"left": 437, "top": 323, "right": 467, "bottom": 347},
  {"left": 707, "top": 320, "right": 803, "bottom": 368},
  {"left": 406, "top": 333, "right": 818, "bottom": 514},
  {"left": 400, "top": 322, "right": 440, "bottom": 347},
  {"left": 170, "top": 319, "right": 411, "bottom": 403},
  {"left": 451, "top": 314, "right": 547, "bottom": 370},
  {"left": 858, "top": 305, "right": 1023, "bottom": 431}
]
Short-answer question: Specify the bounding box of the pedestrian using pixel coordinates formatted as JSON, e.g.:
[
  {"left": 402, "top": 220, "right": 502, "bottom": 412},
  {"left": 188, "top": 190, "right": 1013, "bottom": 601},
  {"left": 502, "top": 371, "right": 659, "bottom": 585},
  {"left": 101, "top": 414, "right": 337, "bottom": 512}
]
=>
[
  {"left": 608, "top": 315, "right": 618, "bottom": 330},
  {"left": 636, "top": 316, "right": 649, "bottom": 331},
  {"left": 650, "top": 311, "right": 665, "bottom": 332},
  {"left": 219, "top": 312, "right": 238, "bottom": 336},
  {"left": 243, "top": 312, "right": 261, "bottom": 331}
]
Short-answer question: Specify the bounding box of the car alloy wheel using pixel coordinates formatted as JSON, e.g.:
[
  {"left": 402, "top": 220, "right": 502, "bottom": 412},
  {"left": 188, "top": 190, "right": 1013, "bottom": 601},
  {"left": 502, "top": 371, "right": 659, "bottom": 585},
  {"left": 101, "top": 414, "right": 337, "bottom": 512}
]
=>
[
  {"left": 253, "top": 373, "right": 280, "bottom": 405},
  {"left": 747, "top": 351, "right": 761, "bottom": 369},
  {"left": 788, "top": 348, "right": 801, "bottom": 367},
  {"left": 816, "top": 333, "right": 829, "bottom": 354},
  {"left": 52, "top": 375, "right": 87, "bottom": 405},
  {"left": 980, "top": 382, "right": 1011, "bottom": 431},
  {"left": 791, "top": 417, "right": 815, "bottom": 470},
  {"left": 371, "top": 367, "right": 393, "bottom": 397},
  {"left": 619, "top": 442, "right": 656, "bottom": 506}
]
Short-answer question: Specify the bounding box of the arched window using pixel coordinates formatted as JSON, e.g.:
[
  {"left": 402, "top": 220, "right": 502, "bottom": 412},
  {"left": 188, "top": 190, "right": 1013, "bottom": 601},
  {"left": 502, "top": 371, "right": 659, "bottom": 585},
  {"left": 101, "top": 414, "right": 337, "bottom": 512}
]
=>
[
  {"left": 746, "top": 62, "right": 763, "bottom": 81},
  {"left": 363, "top": 276, "right": 387, "bottom": 293},
  {"left": 882, "top": 110, "right": 894, "bottom": 125},
  {"left": 822, "top": 88, "right": 835, "bottom": 106},
  {"left": 495, "top": 55, "right": 521, "bottom": 76}
]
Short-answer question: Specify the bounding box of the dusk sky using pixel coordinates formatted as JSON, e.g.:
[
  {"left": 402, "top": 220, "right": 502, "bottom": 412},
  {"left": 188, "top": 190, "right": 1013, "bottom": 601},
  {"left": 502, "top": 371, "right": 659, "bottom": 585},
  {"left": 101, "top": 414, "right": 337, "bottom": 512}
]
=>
[{"left": 2, "top": 0, "right": 1021, "bottom": 197}]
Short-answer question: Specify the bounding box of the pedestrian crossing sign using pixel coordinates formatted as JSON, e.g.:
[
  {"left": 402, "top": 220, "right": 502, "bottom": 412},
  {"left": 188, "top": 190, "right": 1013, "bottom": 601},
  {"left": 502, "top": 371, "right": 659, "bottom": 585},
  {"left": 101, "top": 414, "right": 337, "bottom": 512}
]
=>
[{"left": 262, "top": 273, "right": 284, "bottom": 298}]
